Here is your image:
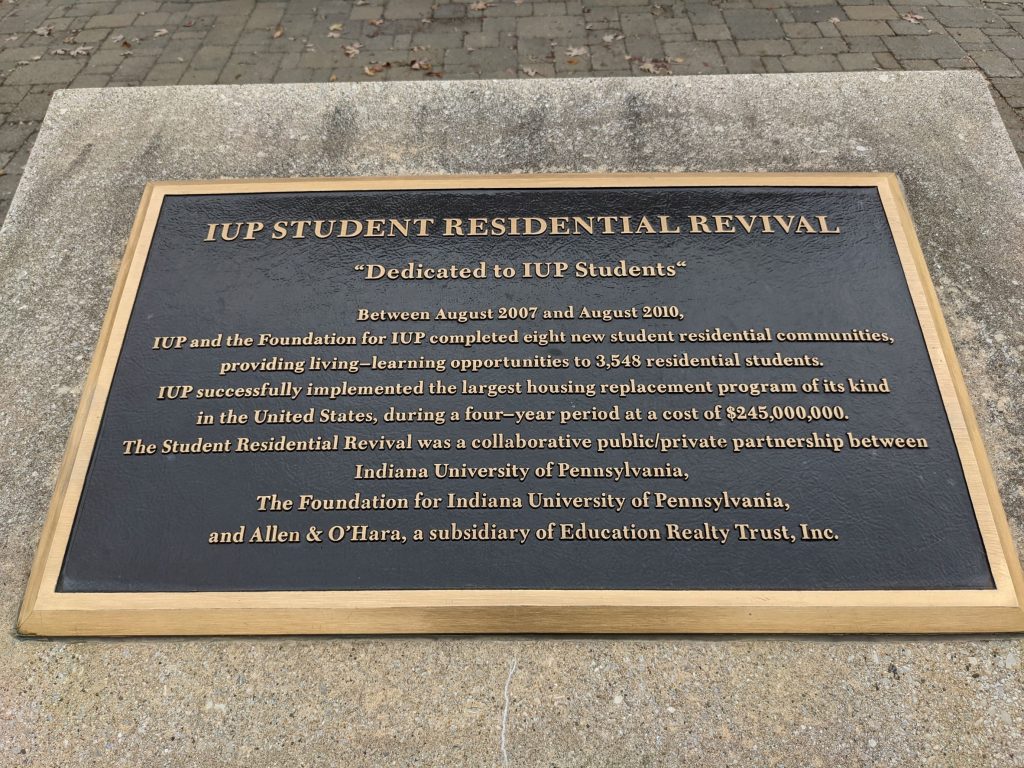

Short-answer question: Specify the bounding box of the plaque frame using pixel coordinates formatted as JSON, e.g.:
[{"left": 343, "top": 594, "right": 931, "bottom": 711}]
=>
[{"left": 18, "top": 172, "right": 1024, "bottom": 636}]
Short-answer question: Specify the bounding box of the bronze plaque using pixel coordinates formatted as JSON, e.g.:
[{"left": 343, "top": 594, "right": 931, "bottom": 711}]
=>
[{"left": 19, "top": 173, "right": 1024, "bottom": 635}]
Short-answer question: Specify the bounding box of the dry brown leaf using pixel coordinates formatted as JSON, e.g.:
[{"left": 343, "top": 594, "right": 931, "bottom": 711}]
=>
[
  {"left": 469, "top": 1, "right": 490, "bottom": 10},
  {"left": 33, "top": 26, "right": 52, "bottom": 36},
  {"left": 121, "top": 39, "right": 132, "bottom": 48},
  {"left": 362, "top": 62, "right": 385, "bottom": 76},
  {"left": 638, "top": 58, "right": 671, "bottom": 75},
  {"left": 69, "top": 45, "right": 93, "bottom": 57},
  {"left": 410, "top": 59, "right": 431, "bottom": 70},
  {"left": 329, "top": 73, "right": 338, "bottom": 81},
  {"left": 329, "top": 23, "right": 344, "bottom": 31},
  {"left": 901, "top": 12, "right": 923, "bottom": 23},
  {"left": 62, "top": 33, "right": 77, "bottom": 44},
  {"left": 272, "top": 23, "right": 284, "bottom": 38},
  {"left": 566, "top": 57, "right": 578, "bottom": 64},
  {"left": 344, "top": 42, "right": 362, "bottom": 57},
  {"left": 670, "top": 56, "right": 684, "bottom": 63},
  {"left": 522, "top": 67, "right": 540, "bottom": 77},
  {"left": 425, "top": 70, "right": 444, "bottom": 78},
  {"left": 369, "top": 18, "right": 385, "bottom": 26}
]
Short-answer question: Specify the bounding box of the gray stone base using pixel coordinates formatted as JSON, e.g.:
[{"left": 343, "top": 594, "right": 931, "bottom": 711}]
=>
[{"left": 1, "top": 73, "right": 1023, "bottom": 765}]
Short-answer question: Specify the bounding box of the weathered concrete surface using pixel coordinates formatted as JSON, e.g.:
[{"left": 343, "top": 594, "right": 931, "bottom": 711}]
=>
[{"left": 2, "top": 72, "right": 1023, "bottom": 766}]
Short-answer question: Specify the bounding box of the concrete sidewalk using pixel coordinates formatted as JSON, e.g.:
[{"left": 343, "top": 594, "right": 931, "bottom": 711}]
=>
[{"left": 2, "top": 0, "right": 1023, "bottom": 223}]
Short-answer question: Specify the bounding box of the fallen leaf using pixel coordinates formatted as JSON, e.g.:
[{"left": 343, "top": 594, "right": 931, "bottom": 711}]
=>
[
  {"left": 355, "top": 0, "right": 368, "bottom": 4},
  {"left": 31, "top": 54, "right": 41, "bottom": 60},
  {"left": 0, "top": 169, "right": 5, "bottom": 176},
  {"left": 566, "top": 58, "right": 578, "bottom": 64},
  {"left": 329, "top": 73, "right": 338, "bottom": 81},
  {"left": 522, "top": 67, "right": 540, "bottom": 76},
  {"left": 425, "top": 70, "right": 444, "bottom": 77},
  {"left": 121, "top": 50, "right": 133, "bottom": 56},
  {"left": 369, "top": 18, "right": 385, "bottom": 26},
  {"left": 33, "top": 26, "right": 53, "bottom": 36},
  {"left": 154, "top": 28, "right": 168, "bottom": 37},
  {"left": 828, "top": 16, "right": 841, "bottom": 23},
  {"left": 62, "top": 34, "right": 77, "bottom": 44},
  {"left": 329, "top": 22, "right": 344, "bottom": 31},
  {"left": 410, "top": 59, "right": 431, "bottom": 70},
  {"left": 272, "top": 23, "right": 284, "bottom": 38},
  {"left": 69, "top": 45, "right": 93, "bottom": 56},
  {"left": 901, "top": 12, "right": 923, "bottom": 23},
  {"left": 363, "top": 62, "right": 385, "bottom": 75},
  {"left": 327, "top": 30, "right": 342, "bottom": 37},
  {"left": 566, "top": 46, "right": 587, "bottom": 56},
  {"left": 111, "top": 34, "right": 124, "bottom": 43},
  {"left": 5, "top": 34, "right": 19, "bottom": 41},
  {"left": 51, "top": 48, "right": 67, "bottom": 55},
  {"left": 637, "top": 58, "right": 671, "bottom": 75},
  {"left": 344, "top": 42, "right": 362, "bottom": 57},
  {"left": 602, "top": 33, "right": 624, "bottom": 42},
  {"left": 121, "top": 39, "right": 132, "bottom": 48},
  {"left": 670, "top": 56, "right": 684, "bottom": 63},
  {"left": 469, "top": 1, "right": 490, "bottom": 10},
  {"left": 183, "top": 19, "right": 194, "bottom": 27}
]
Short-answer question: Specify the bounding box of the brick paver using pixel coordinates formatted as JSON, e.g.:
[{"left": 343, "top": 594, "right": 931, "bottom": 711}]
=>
[{"left": 2, "top": 0, "right": 1024, "bottom": 223}]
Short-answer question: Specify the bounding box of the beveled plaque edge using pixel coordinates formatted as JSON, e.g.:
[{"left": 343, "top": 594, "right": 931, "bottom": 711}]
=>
[{"left": 17, "top": 172, "right": 1024, "bottom": 636}]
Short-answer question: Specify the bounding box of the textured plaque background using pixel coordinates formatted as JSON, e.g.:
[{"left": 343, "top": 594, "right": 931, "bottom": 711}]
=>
[{"left": 58, "top": 185, "right": 993, "bottom": 593}]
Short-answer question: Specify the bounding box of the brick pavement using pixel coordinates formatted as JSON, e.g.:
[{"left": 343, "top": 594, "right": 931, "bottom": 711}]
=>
[{"left": 2, "top": 0, "right": 1024, "bottom": 223}]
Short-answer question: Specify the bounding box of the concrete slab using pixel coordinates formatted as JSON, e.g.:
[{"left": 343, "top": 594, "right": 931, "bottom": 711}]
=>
[{"left": 2, "top": 72, "right": 1023, "bottom": 766}]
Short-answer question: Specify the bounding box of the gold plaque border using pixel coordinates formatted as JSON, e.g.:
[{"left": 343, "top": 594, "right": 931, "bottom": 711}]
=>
[{"left": 17, "top": 172, "right": 1024, "bottom": 636}]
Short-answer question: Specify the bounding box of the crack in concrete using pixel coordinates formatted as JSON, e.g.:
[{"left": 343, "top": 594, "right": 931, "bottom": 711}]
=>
[{"left": 500, "top": 657, "right": 518, "bottom": 767}]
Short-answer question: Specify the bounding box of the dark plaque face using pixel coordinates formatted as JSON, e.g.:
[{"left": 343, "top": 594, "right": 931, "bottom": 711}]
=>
[{"left": 19, "top": 174, "right": 1024, "bottom": 635}]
